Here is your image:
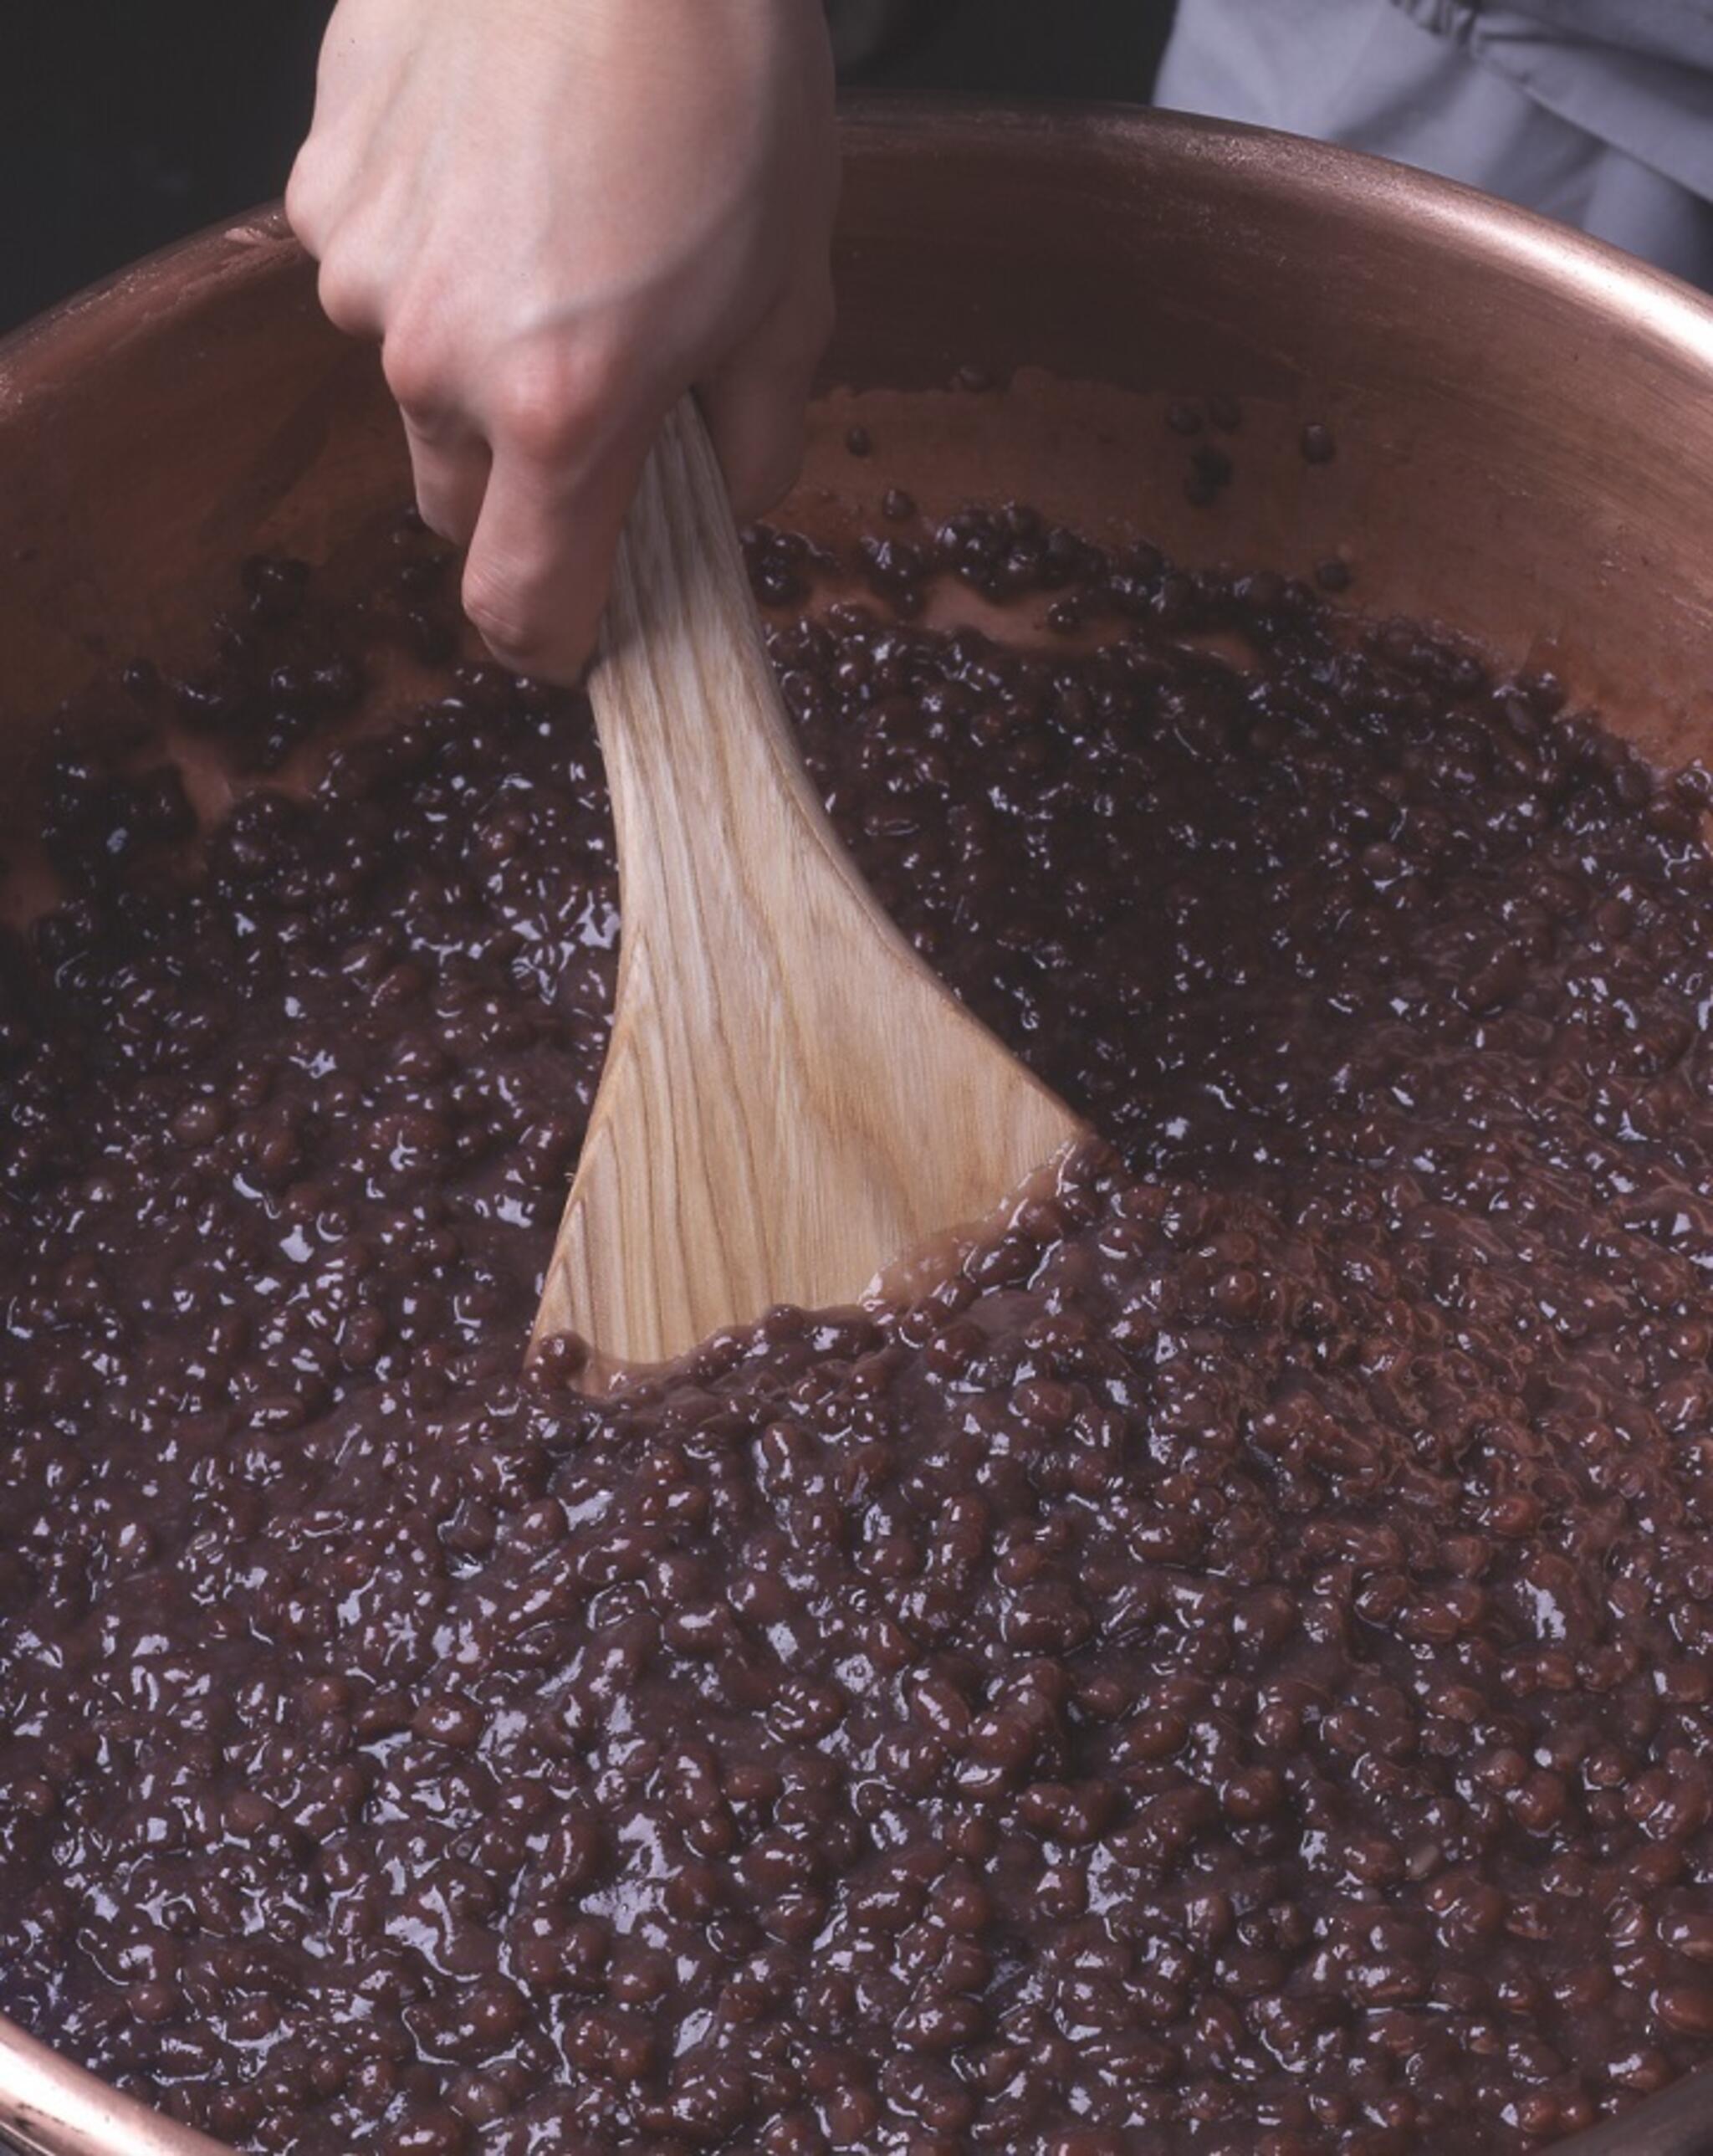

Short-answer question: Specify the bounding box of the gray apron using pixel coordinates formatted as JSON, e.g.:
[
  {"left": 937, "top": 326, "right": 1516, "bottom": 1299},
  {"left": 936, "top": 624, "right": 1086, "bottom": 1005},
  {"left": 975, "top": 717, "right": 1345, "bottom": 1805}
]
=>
[{"left": 1156, "top": 0, "right": 1713, "bottom": 288}]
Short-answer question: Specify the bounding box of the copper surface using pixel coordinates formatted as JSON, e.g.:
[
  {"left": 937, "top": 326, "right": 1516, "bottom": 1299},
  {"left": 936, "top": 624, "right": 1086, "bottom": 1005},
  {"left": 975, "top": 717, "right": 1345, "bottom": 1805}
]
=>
[{"left": 3, "top": 95, "right": 1713, "bottom": 2156}]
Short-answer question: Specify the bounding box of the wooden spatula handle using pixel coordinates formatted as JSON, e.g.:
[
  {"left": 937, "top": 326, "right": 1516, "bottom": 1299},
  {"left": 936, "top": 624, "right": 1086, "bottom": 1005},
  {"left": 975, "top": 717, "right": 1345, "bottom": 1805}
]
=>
[
  {"left": 0, "top": 2010, "right": 227, "bottom": 2155},
  {"left": 587, "top": 401, "right": 892, "bottom": 957},
  {"left": 533, "top": 398, "right": 1082, "bottom": 1379}
]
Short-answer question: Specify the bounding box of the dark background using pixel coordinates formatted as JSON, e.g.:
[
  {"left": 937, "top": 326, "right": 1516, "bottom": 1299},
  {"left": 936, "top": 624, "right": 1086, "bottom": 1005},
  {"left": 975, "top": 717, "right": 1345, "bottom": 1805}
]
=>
[{"left": 0, "top": 1, "right": 1176, "bottom": 338}]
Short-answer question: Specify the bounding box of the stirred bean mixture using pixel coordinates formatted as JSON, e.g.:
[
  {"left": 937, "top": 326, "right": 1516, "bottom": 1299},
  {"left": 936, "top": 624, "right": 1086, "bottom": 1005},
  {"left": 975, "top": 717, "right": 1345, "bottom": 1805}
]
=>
[{"left": 4, "top": 490, "right": 1713, "bottom": 2156}]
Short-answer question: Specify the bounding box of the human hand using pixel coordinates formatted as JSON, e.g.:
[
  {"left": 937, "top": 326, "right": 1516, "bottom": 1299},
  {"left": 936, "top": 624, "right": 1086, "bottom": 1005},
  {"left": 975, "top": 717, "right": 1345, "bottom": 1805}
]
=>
[{"left": 287, "top": 0, "right": 838, "bottom": 681}]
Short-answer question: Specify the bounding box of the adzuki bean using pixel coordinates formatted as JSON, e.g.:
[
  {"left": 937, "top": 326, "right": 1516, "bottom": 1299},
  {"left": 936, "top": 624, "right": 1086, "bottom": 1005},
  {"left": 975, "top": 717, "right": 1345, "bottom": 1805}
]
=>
[{"left": 3, "top": 503, "right": 1713, "bottom": 2153}]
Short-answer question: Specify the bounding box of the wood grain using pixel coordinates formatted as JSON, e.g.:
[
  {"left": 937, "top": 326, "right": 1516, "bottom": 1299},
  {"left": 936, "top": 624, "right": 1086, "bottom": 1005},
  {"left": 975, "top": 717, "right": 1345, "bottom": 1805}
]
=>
[
  {"left": 0, "top": 2010, "right": 227, "bottom": 2156},
  {"left": 532, "top": 401, "right": 1086, "bottom": 1384}
]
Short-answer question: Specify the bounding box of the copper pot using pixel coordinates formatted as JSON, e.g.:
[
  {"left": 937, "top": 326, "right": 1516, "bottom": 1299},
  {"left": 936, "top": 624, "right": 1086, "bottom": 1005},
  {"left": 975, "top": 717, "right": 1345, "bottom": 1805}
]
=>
[{"left": 3, "top": 95, "right": 1713, "bottom": 2156}]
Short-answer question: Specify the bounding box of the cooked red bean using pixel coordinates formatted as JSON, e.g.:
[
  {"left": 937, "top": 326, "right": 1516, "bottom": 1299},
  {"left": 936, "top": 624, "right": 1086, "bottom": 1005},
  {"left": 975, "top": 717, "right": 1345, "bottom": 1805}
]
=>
[{"left": 3, "top": 503, "right": 1713, "bottom": 2153}]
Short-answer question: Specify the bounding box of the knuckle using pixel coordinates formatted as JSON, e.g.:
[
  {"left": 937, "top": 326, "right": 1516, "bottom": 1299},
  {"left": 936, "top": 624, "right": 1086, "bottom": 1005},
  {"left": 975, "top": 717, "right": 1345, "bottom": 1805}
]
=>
[
  {"left": 283, "top": 148, "right": 330, "bottom": 249},
  {"left": 488, "top": 341, "right": 614, "bottom": 464},
  {"left": 381, "top": 324, "right": 457, "bottom": 421},
  {"left": 462, "top": 566, "right": 539, "bottom": 668},
  {"left": 314, "top": 253, "right": 377, "bottom": 336}
]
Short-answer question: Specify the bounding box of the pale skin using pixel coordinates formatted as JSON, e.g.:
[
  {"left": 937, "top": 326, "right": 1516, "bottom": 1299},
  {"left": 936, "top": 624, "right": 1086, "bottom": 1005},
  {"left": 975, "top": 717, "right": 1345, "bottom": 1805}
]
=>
[{"left": 286, "top": 0, "right": 840, "bottom": 683}]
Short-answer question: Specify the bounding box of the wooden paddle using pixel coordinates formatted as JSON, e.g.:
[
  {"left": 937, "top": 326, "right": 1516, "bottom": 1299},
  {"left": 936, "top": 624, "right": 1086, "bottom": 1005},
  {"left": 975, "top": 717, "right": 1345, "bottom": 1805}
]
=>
[
  {"left": 0, "top": 2008, "right": 227, "bottom": 2155},
  {"left": 530, "top": 400, "right": 1086, "bottom": 1386}
]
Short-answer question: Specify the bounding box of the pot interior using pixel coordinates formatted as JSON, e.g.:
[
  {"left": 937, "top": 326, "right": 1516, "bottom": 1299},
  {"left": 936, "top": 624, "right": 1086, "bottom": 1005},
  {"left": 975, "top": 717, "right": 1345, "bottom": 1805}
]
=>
[
  {"left": 4, "top": 96, "right": 1713, "bottom": 2156},
  {"left": 4, "top": 102, "right": 1713, "bottom": 790}
]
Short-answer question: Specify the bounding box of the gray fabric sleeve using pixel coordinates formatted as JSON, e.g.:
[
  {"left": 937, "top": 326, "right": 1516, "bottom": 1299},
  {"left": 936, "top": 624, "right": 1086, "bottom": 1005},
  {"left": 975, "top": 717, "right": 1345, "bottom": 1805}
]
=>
[
  {"left": 1156, "top": 0, "right": 1713, "bottom": 285},
  {"left": 1392, "top": 0, "right": 1713, "bottom": 197},
  {"left": 1404, "top": 0, "right": 1713, "bottom": 69}
]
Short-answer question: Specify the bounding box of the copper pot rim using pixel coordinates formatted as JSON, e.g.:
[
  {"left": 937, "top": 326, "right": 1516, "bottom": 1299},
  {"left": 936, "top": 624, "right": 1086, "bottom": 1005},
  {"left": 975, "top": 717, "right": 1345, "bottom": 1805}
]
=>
[
  {"left": 3, "top": 91, "right": 1713, "bottom": 2156},
  {"left": 4, "top": 94, "right": 1712, "bottom": 407}
]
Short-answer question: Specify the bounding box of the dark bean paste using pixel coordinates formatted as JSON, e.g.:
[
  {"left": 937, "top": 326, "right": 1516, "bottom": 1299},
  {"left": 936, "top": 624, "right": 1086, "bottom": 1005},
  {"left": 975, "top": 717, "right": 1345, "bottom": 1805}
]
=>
[{"left": 5, "top": 501, "right": 1713, "bottom": 2156}]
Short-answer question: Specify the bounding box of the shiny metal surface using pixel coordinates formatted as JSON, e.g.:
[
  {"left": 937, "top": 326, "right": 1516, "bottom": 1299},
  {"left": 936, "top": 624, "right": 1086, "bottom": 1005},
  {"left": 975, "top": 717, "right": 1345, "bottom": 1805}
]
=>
[{"left": 3, "top": 95, "right": 1713, "bottom": 2156}]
